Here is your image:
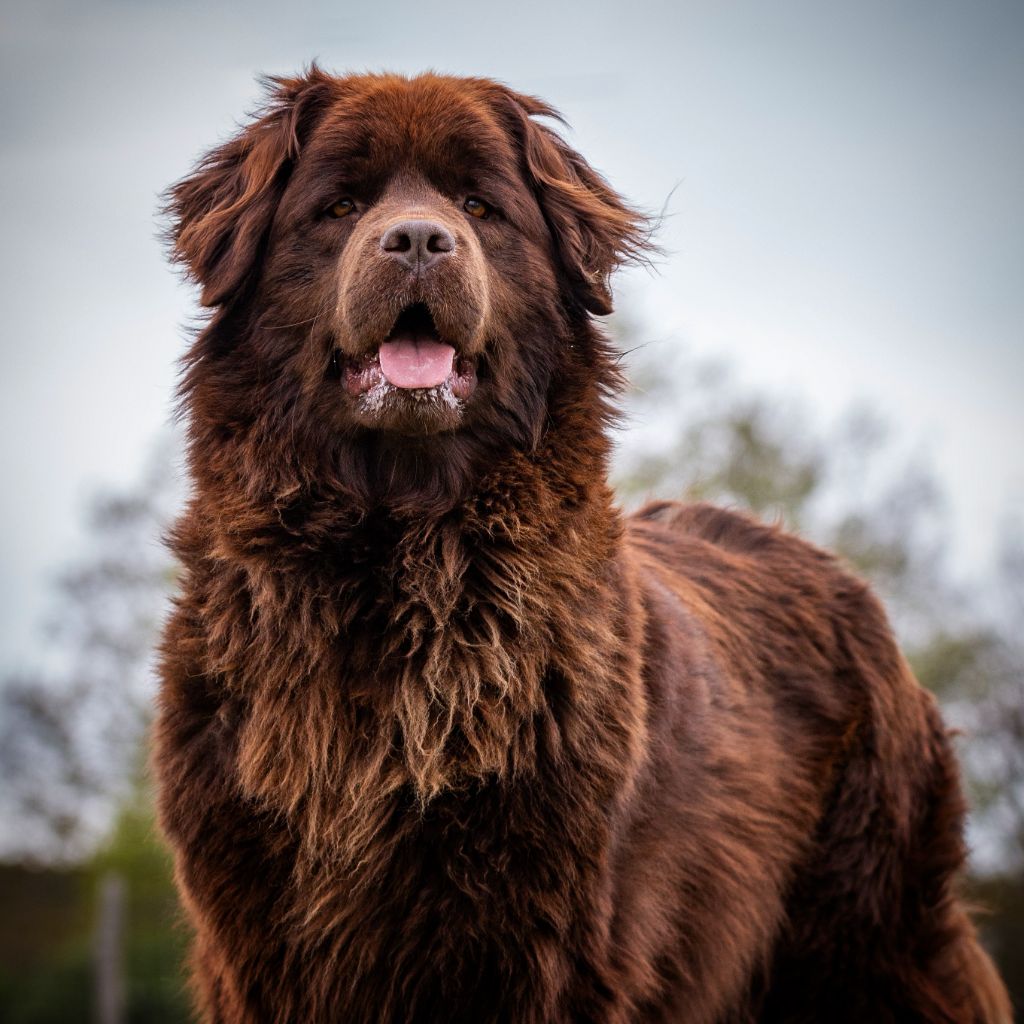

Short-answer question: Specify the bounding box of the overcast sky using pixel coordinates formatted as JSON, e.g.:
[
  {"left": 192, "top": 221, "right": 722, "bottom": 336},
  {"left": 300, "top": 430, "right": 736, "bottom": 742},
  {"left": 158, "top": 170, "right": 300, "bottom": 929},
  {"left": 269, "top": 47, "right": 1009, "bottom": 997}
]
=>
[{"left": 1, "top": 0, "right": 1021, "bottom": 670}]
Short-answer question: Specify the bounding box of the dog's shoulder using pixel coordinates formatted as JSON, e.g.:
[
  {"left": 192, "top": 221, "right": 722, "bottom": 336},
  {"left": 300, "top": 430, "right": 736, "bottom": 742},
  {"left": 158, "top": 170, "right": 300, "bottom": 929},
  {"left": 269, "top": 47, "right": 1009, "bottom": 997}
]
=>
[
  {"left": 631, "top": 499, "right": 775, "bottom": 547},
  {"left": 625, "top": 499, "right": 890, "bottom": 662},
  {"left": 628, "top": 499, "right": 834, "bottom": 573}
]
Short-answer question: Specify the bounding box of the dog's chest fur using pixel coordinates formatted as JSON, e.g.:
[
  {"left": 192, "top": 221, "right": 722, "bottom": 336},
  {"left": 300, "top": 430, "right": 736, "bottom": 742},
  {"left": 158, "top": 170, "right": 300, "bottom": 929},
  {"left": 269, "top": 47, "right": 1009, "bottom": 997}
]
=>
[{"left": 164, "top": 456, "right": 648, "bottom": 1021}]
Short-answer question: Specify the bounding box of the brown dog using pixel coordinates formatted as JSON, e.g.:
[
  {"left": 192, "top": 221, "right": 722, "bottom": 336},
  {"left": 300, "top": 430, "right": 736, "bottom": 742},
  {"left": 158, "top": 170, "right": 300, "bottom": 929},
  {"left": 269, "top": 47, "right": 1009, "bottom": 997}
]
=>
[{"left": 153, "top": 68, "right": 1010, "bottom": 1022}]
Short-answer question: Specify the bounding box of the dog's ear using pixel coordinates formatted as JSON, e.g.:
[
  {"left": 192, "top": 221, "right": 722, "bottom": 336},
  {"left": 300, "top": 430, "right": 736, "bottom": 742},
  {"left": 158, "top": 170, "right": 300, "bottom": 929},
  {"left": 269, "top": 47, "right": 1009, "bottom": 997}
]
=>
[
  {"left": 165, "top": 67, "right": 334, "bottom": 308},
  {"left": 502, "top": 91, "right": 653, "bottom": 316}
]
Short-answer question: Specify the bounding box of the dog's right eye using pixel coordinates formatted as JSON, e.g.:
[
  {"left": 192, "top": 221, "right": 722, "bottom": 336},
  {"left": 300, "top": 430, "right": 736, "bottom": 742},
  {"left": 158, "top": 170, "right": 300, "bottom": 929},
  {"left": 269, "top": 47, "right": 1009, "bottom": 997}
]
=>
[
  {"left": 327, "top": 198, "right": 356, "bottom": 218},
  {"left": 464, "top": 197, "right": 492, "bottom": 220}
]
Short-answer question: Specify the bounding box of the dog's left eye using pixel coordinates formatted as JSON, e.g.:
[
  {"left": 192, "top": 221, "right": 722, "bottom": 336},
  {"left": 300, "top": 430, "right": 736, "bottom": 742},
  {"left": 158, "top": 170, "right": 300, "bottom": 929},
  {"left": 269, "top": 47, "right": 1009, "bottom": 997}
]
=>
[
  {"left": 327, "top": 198, "right": 356, "bottom": 218},
  {"left": 464, "top": 197, "right": 491, "bottom": 220}
]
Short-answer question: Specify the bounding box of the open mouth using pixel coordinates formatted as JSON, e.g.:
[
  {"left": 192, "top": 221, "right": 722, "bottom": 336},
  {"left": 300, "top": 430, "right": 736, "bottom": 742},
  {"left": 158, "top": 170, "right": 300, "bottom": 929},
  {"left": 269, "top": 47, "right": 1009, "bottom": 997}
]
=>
[{"left": 341, "top": 303, "right": 477, "bottom": 408}]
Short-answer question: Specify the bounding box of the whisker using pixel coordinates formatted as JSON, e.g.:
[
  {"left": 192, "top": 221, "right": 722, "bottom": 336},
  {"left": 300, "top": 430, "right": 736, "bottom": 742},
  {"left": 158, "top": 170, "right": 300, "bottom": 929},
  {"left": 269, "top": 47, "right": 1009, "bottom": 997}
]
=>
[{"left": 262, "top": 312, "right": 325, "bottom": 331}]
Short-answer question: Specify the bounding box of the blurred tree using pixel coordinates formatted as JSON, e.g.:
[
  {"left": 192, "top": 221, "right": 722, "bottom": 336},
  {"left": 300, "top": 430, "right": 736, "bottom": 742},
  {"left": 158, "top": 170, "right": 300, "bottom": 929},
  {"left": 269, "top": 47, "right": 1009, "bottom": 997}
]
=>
[
  {"left": 612, "top": 325, "right": 952, "bottom": 645},
  {"left": 953, "top": 533, "right": 1024, "bottom": 874},
  {"left": 0, "top": 445, "right": 178, "bottom": 864}
]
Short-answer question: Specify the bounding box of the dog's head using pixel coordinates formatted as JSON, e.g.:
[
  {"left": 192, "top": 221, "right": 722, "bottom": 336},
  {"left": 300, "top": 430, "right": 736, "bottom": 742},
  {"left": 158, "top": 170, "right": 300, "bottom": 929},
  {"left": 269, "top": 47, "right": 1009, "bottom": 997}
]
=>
[{"left": 167, "top": 69, "right": 648, "bottom": 504}]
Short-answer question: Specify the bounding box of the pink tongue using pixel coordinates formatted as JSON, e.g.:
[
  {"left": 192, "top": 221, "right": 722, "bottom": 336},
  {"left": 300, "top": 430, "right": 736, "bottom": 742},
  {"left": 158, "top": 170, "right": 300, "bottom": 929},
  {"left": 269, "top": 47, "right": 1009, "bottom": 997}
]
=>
[{"left": 378, "top": 338, "right": 455, "bottom": 389}]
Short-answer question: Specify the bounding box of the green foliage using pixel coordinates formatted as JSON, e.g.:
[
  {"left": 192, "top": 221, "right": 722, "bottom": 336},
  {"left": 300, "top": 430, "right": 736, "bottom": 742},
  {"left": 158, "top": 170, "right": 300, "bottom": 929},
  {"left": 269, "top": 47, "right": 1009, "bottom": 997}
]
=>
[
  {"left": 0, "top": 796, "right": 191, "bottom": 1024},
  {"left": 88, "top": 792, "right": 192, "bottom": 1024},
  {"left": 0, "top": 864, "right": 92, "bottom": 1024}
]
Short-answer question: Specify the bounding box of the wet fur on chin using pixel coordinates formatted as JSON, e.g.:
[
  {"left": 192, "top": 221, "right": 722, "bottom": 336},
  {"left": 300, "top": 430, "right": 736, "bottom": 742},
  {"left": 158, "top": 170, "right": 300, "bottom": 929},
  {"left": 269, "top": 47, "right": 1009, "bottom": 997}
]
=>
[{"left": 153, "top": 68, "right": 1011, "bottom": 1024}]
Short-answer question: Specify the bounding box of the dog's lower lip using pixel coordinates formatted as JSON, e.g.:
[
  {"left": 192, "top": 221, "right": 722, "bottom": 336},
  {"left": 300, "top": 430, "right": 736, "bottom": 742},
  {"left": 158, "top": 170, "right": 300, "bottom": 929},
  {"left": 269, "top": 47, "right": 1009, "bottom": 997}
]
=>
[{"left": 343, "top": 350, "right": 384, "bottom": 397}]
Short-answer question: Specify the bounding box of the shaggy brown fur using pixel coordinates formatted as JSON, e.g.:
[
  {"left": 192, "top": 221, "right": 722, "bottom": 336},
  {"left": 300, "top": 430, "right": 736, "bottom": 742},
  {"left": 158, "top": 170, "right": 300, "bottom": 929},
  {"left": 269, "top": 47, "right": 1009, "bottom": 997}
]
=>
[{"left": 153, "top": 68, "right": 1011, "bottom": 1023}]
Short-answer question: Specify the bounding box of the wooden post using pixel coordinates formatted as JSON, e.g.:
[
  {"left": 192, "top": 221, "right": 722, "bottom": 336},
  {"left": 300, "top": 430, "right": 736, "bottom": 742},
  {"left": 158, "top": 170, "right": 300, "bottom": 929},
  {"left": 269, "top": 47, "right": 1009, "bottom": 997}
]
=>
[{"left": 94, "top": 872, "right": 125, "bottom": 1024}]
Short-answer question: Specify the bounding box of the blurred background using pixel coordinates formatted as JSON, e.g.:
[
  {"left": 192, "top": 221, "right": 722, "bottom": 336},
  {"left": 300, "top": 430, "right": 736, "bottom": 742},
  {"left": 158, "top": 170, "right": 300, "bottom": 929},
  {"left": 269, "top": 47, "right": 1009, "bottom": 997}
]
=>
[{"left": 1, "top": 0, "right": 1021, "bottom": 1019}]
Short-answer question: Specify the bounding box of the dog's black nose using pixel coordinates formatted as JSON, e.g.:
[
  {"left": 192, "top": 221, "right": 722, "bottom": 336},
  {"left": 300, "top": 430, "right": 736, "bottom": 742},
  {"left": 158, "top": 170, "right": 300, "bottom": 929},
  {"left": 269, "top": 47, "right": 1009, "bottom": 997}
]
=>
[{"left": 380, "top": 220, "right": 455, "bottom": 271}]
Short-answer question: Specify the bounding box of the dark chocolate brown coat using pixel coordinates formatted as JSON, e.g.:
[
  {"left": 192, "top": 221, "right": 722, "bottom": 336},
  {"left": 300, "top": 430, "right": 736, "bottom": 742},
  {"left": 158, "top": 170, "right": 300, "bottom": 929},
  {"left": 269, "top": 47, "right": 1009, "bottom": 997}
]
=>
[{"left": 153, "top": 69, "right": 1011, "bottom": 1023}]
